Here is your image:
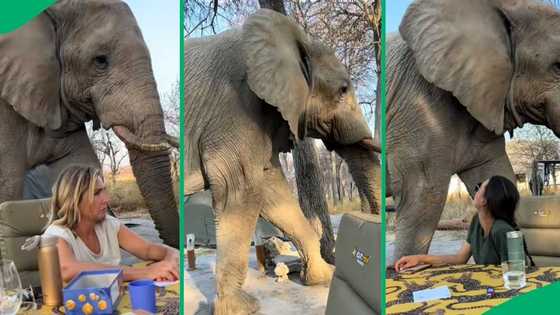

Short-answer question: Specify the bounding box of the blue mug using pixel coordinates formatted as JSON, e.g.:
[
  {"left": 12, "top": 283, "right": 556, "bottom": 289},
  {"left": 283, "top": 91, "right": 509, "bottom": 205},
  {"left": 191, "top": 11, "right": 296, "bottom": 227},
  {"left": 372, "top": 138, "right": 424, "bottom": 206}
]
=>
[{"left": 128, "top": 279, "right": 157, "bottom": 313}]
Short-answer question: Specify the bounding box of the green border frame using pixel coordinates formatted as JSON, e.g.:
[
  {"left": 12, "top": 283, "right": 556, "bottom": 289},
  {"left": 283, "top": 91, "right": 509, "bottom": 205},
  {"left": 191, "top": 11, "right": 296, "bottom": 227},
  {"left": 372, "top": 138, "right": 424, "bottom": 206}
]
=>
[
  {"left": 5, "top": 1, "right": 560, "bottom": 314},
  {"left": 0, "top": 1, "right": 186, "bottom": 313},
  {"left": 380, "top": 0, "right": 387, "bottom": 314},
  {"left": 0, "top": 0, "right": 55, "bottom": 33},
  {"left": 179, "top": 0, "right": 186, "bottom": 313},
  {"left": 379, "top": 2, "right": 560, "bottom": 314}
]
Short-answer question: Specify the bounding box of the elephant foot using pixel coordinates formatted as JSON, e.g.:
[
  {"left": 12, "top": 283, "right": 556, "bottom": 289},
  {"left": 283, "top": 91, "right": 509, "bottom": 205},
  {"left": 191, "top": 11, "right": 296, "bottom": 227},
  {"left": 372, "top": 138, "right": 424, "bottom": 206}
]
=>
[
  {"left": 213, "top": 290, "right": 259, "bottom": 315},
  {"left": 301, "top": 259, "right": 334, "bottom": 285}
]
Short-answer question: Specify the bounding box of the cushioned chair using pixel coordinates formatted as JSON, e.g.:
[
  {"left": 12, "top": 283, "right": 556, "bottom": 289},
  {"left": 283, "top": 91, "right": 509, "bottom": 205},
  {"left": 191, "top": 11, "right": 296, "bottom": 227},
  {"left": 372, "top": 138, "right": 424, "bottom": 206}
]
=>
[
  {"left": 326, "top": 212, "right": 381, "bottom": 315},
  {"left": 0, "top": 198, "right": 52, "bottom": 288},
  {"left": 517, "top": 195, "right": 560, "bottom": 266}
]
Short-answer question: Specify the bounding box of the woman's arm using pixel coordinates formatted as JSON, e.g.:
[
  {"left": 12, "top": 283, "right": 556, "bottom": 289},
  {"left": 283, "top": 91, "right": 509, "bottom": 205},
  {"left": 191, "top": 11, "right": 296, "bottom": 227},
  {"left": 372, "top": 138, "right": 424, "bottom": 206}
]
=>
[
  {"left": 56, "top": 238, "right": 177, "bottom": 282},
  {"left": 117, "top": 225, "right": 179, "bottom": 262},
  {"left": 395, "top": 242, "right": 472, "bottom": 272}
]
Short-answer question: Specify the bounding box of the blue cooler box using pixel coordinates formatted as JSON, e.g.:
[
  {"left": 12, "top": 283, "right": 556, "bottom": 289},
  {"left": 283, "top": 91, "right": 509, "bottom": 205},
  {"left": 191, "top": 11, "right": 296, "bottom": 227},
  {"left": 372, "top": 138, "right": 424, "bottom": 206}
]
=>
[{"left": 63, "top": 269, "right": 123, "bottom": 314}]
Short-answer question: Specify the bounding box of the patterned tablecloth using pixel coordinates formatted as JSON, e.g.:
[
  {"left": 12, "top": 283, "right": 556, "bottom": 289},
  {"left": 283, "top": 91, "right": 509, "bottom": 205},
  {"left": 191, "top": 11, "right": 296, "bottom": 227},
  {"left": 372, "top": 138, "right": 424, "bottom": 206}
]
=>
[{"left": 386, "top": 264, "right": 560, "bottom": 314}]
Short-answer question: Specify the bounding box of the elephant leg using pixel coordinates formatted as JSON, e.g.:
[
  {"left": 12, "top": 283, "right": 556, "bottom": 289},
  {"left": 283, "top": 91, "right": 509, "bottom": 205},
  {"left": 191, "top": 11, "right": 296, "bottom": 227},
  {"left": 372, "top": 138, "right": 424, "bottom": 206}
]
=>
[
  {"left": 260, "top": 166, "right": 333, "bottom": 285},
  {"left": 392, "top": 164, "right": 451, "bottom": 262},
  {"left": 205, "top": 159, "right": 261, "bottom": 315},
  {"left": 458, "top": 153, "right": 515, "bottom": 197},
  {"left": 213, "top": 209, "right": 259, "bottom": 315}
]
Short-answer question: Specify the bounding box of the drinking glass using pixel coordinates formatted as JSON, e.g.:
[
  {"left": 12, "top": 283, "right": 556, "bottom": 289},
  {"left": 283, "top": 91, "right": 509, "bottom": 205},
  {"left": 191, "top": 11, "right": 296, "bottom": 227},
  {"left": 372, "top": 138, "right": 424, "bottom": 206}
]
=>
[
  {"left": 501, "top": 260, "right": 526, "bottom": 289},
  {"left": 0, "top": 260, "right": 22, "bottom": 315}
]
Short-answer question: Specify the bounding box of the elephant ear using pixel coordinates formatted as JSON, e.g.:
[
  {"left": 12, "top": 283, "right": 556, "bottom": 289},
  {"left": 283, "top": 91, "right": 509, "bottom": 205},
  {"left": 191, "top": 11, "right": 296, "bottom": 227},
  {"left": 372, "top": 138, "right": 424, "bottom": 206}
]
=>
[
  {"left": 400, "top": 0, "right": 514, "bottom": 135},
  {"left": 0, "top": 13, "right": 62, "bottom": 129},
  {"left": 242, "top": 9, "right": 312, "bottom": 140}
]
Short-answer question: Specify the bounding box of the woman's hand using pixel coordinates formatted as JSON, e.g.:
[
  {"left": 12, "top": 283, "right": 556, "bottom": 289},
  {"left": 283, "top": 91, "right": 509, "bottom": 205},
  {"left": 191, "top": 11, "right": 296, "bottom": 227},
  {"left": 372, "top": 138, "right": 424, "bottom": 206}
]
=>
[
  {"left": 394, "top": 255, "right": 424, "bottom": 272},
  {"left": 147, "top": 260, "right": 179, "bottom": 281},
  {"left": 164, "top": 247, "right": 179, "bottom": 264}
]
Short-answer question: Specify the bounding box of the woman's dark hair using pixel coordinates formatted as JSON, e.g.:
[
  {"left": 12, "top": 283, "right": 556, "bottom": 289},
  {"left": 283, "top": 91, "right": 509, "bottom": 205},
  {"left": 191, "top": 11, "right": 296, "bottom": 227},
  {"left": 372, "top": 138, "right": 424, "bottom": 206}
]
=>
[
  {"left": 484, "top": 175, "right": 520, "bottom": 227},
  {"left": 484, "top": 175, "right": 535, "bottom": 266}
]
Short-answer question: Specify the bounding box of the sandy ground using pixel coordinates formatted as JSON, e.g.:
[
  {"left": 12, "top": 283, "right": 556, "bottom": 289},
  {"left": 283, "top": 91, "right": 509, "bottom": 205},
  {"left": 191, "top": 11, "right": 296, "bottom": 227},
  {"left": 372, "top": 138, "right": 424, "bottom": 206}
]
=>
[
  {"left": 185, "top": 214, "right": 348, "bottom": 315},
  {"left": 185, "top": 247, "right": 330, "bottom": 315}
]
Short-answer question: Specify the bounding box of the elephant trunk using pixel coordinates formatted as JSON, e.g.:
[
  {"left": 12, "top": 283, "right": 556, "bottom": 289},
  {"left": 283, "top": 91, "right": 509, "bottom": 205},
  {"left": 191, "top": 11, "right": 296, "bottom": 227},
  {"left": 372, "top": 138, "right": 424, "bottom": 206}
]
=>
[
  {"left": 128, "top": 147, "right": 180, "bottom": 248},
  {"left": 109, "top": 99, "right": 180, "bottom": 248},
  {"left": 335, "top": 139, "right": 381, "bottom": 214}
]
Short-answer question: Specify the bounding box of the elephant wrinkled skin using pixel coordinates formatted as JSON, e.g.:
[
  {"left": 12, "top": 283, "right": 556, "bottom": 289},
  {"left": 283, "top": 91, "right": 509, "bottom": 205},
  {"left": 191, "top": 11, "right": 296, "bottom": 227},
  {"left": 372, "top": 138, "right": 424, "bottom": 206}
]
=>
[
  {"left": 0, "top": 0, "right": 179, "bottom": 247},
  {"left": 185, "top": 9, "right": 380, "bottom": 315},
  {"left": 388, "top": 0, "right": 560, "bottom": 261}
]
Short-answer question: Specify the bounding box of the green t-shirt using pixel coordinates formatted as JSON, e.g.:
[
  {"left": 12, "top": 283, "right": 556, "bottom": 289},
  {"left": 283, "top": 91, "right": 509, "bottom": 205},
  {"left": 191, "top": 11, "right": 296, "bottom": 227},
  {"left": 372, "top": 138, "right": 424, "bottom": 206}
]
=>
[{"left": 466, "top": 215, "right": 515, "bottom": 265}]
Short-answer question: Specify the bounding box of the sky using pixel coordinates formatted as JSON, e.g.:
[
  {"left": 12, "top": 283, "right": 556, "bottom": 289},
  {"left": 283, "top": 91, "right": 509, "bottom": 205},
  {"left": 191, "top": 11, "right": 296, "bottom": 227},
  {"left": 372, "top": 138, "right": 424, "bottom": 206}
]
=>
[
  {"left": 126, "top": 1, "right": 179, "bottom": 96},
  {"left": 386, "top": 0, "right": 413, "bottom": 34}
]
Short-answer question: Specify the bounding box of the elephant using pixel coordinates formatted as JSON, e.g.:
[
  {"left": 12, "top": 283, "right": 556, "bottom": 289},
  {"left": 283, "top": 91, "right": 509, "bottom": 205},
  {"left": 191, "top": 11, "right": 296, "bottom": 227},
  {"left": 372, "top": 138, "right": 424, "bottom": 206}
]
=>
[
  {"left": 0, "top": 0, "right": 179, "bottom": 247},
  {"left": 387, "top": 0, "right": 560, "bottom": 261},
  {"left": 185, "top": 9, "right": 380, "bottom": 315}
]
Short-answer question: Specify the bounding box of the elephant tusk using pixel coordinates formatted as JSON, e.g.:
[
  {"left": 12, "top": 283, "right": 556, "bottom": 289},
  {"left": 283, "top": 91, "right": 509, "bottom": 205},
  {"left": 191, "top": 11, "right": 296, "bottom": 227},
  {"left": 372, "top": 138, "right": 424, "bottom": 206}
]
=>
[
  {"left": 360, "top": 138, "right": 381, "bottom": 153},
  {"left": 112, "top": 125, "right": 171, "bottom": 152},
  {"left": 164, "top": 134, "right": 179, "bottom": 148}
]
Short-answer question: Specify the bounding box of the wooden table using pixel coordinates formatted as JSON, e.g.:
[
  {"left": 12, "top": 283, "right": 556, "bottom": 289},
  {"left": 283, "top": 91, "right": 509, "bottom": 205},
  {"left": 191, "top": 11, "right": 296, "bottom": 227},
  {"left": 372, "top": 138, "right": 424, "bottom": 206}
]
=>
[{"left": 386, "top": 264, "right": 560, "bottom": 314}]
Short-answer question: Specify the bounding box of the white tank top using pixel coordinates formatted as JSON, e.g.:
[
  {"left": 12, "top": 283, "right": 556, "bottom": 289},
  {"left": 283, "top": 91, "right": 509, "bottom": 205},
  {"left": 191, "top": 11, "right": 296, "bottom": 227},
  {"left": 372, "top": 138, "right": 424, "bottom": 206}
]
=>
[{"left": 44, "top": 215, "right": 122, "bottom": 265}]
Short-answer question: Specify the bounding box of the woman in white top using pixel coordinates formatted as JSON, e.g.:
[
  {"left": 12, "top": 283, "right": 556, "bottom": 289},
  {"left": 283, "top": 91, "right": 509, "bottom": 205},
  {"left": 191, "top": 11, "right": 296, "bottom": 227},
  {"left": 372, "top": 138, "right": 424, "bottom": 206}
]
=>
[{"left": 44, "top": 165, "right": 179, "bottom": 282}]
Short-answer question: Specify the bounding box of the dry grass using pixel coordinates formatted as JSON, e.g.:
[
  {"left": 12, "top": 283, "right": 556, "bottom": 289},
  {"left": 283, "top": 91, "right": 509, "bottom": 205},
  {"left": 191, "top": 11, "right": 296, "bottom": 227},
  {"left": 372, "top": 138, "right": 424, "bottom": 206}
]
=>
[
  {"left": 329, "top": 199, "right": 362, "bottom": 214},
  {"left": 104, "top": 167, "right": 179, "bottom": 215},
  {"left": 106, "top": 178, "right": 146, "bottom": 213},
  {"left": 441, "top": 191, "right": 476, "bottom": 221},
  {"left": 385, "top": 191, "right": 475, "bottom": 231}
]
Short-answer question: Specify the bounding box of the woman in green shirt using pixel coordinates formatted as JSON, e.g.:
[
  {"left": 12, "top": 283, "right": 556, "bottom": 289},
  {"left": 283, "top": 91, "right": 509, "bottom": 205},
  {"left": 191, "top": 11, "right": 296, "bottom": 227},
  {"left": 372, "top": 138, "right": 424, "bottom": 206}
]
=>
[{"left": 395, "top": 176, "right": 532, "bottom": 271}]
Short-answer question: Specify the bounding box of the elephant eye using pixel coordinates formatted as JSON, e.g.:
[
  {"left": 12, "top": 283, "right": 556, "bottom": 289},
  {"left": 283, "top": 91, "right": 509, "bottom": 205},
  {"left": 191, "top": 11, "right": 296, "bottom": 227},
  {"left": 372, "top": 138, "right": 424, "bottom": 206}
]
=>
[
  {"left": 339, "top": 82, "right": 349, "bottom": 95},
  {"left": 94, "top": 55, "right": 110, "bottom": 70},
  {"left": 551, "top": 62, "right": 560, "bottom": 75}
]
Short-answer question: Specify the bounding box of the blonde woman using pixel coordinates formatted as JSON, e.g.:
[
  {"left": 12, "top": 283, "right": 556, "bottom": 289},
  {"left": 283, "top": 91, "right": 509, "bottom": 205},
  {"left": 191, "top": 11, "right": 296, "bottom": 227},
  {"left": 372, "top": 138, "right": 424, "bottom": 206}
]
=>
[{"left": 44, "top": 164, "right": 179, "bottom": 282}]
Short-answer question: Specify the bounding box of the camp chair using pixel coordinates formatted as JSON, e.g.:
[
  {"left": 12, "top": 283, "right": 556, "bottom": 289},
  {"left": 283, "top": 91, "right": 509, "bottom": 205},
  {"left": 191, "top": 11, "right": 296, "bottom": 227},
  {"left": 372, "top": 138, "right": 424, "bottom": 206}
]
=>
[
  {"left": 0, "top": 198, "right": 52, "bottom": 287},
  {"left": 325, "top": 212, "right": 381, "bottom": 315},
  {"left": 517, "top": 195, "right": 560, "bottom": 266}
]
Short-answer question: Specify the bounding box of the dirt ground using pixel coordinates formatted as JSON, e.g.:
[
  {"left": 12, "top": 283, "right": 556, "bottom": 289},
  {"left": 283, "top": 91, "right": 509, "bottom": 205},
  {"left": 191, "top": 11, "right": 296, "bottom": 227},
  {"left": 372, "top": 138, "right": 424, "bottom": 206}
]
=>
[{"left": 185, "top": 247, "right": 330, "bottom": 315}]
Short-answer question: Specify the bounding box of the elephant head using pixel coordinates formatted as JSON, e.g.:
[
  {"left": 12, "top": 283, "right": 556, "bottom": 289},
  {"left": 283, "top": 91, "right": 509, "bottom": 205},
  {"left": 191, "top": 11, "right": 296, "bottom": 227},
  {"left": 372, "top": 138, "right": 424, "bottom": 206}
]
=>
[
  {"left": 242, "top": 9, "right": 380, "bottom": 213},
  {"left": 0, "top": 1, "right": 179, "bottom": 246},
  {"left": 400, "top": 0, "right": 560, "bottom": 138}
]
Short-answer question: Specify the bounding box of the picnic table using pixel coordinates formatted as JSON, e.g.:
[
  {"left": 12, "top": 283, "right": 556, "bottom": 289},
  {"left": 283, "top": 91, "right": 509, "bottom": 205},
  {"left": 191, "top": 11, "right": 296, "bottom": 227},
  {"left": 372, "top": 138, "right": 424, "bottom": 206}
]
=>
[{"left": 386, "top": 264, "right": 560, "bottom": 314}]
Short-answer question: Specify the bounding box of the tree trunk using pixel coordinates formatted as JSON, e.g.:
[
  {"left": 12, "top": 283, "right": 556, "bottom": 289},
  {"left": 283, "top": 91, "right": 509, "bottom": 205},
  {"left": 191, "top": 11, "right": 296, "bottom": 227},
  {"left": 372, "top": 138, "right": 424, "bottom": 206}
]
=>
[
  {"left": 293, "top": 139, "right": 336, "bottom": 263},
  {"left": 336, "top": 158, "right": 343, "bottom": 206},
  {"left": 554, "top": 165, "right": 557, "bottom": 188},
  {"left": 371, "top": 0, "right": 382, "bottom": 77},
  {"left": 330, "top": 151, "right": 338, "bottom": 206},
  {"left": 258, "top": 0, "right": 287, "bottom": 14}
]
